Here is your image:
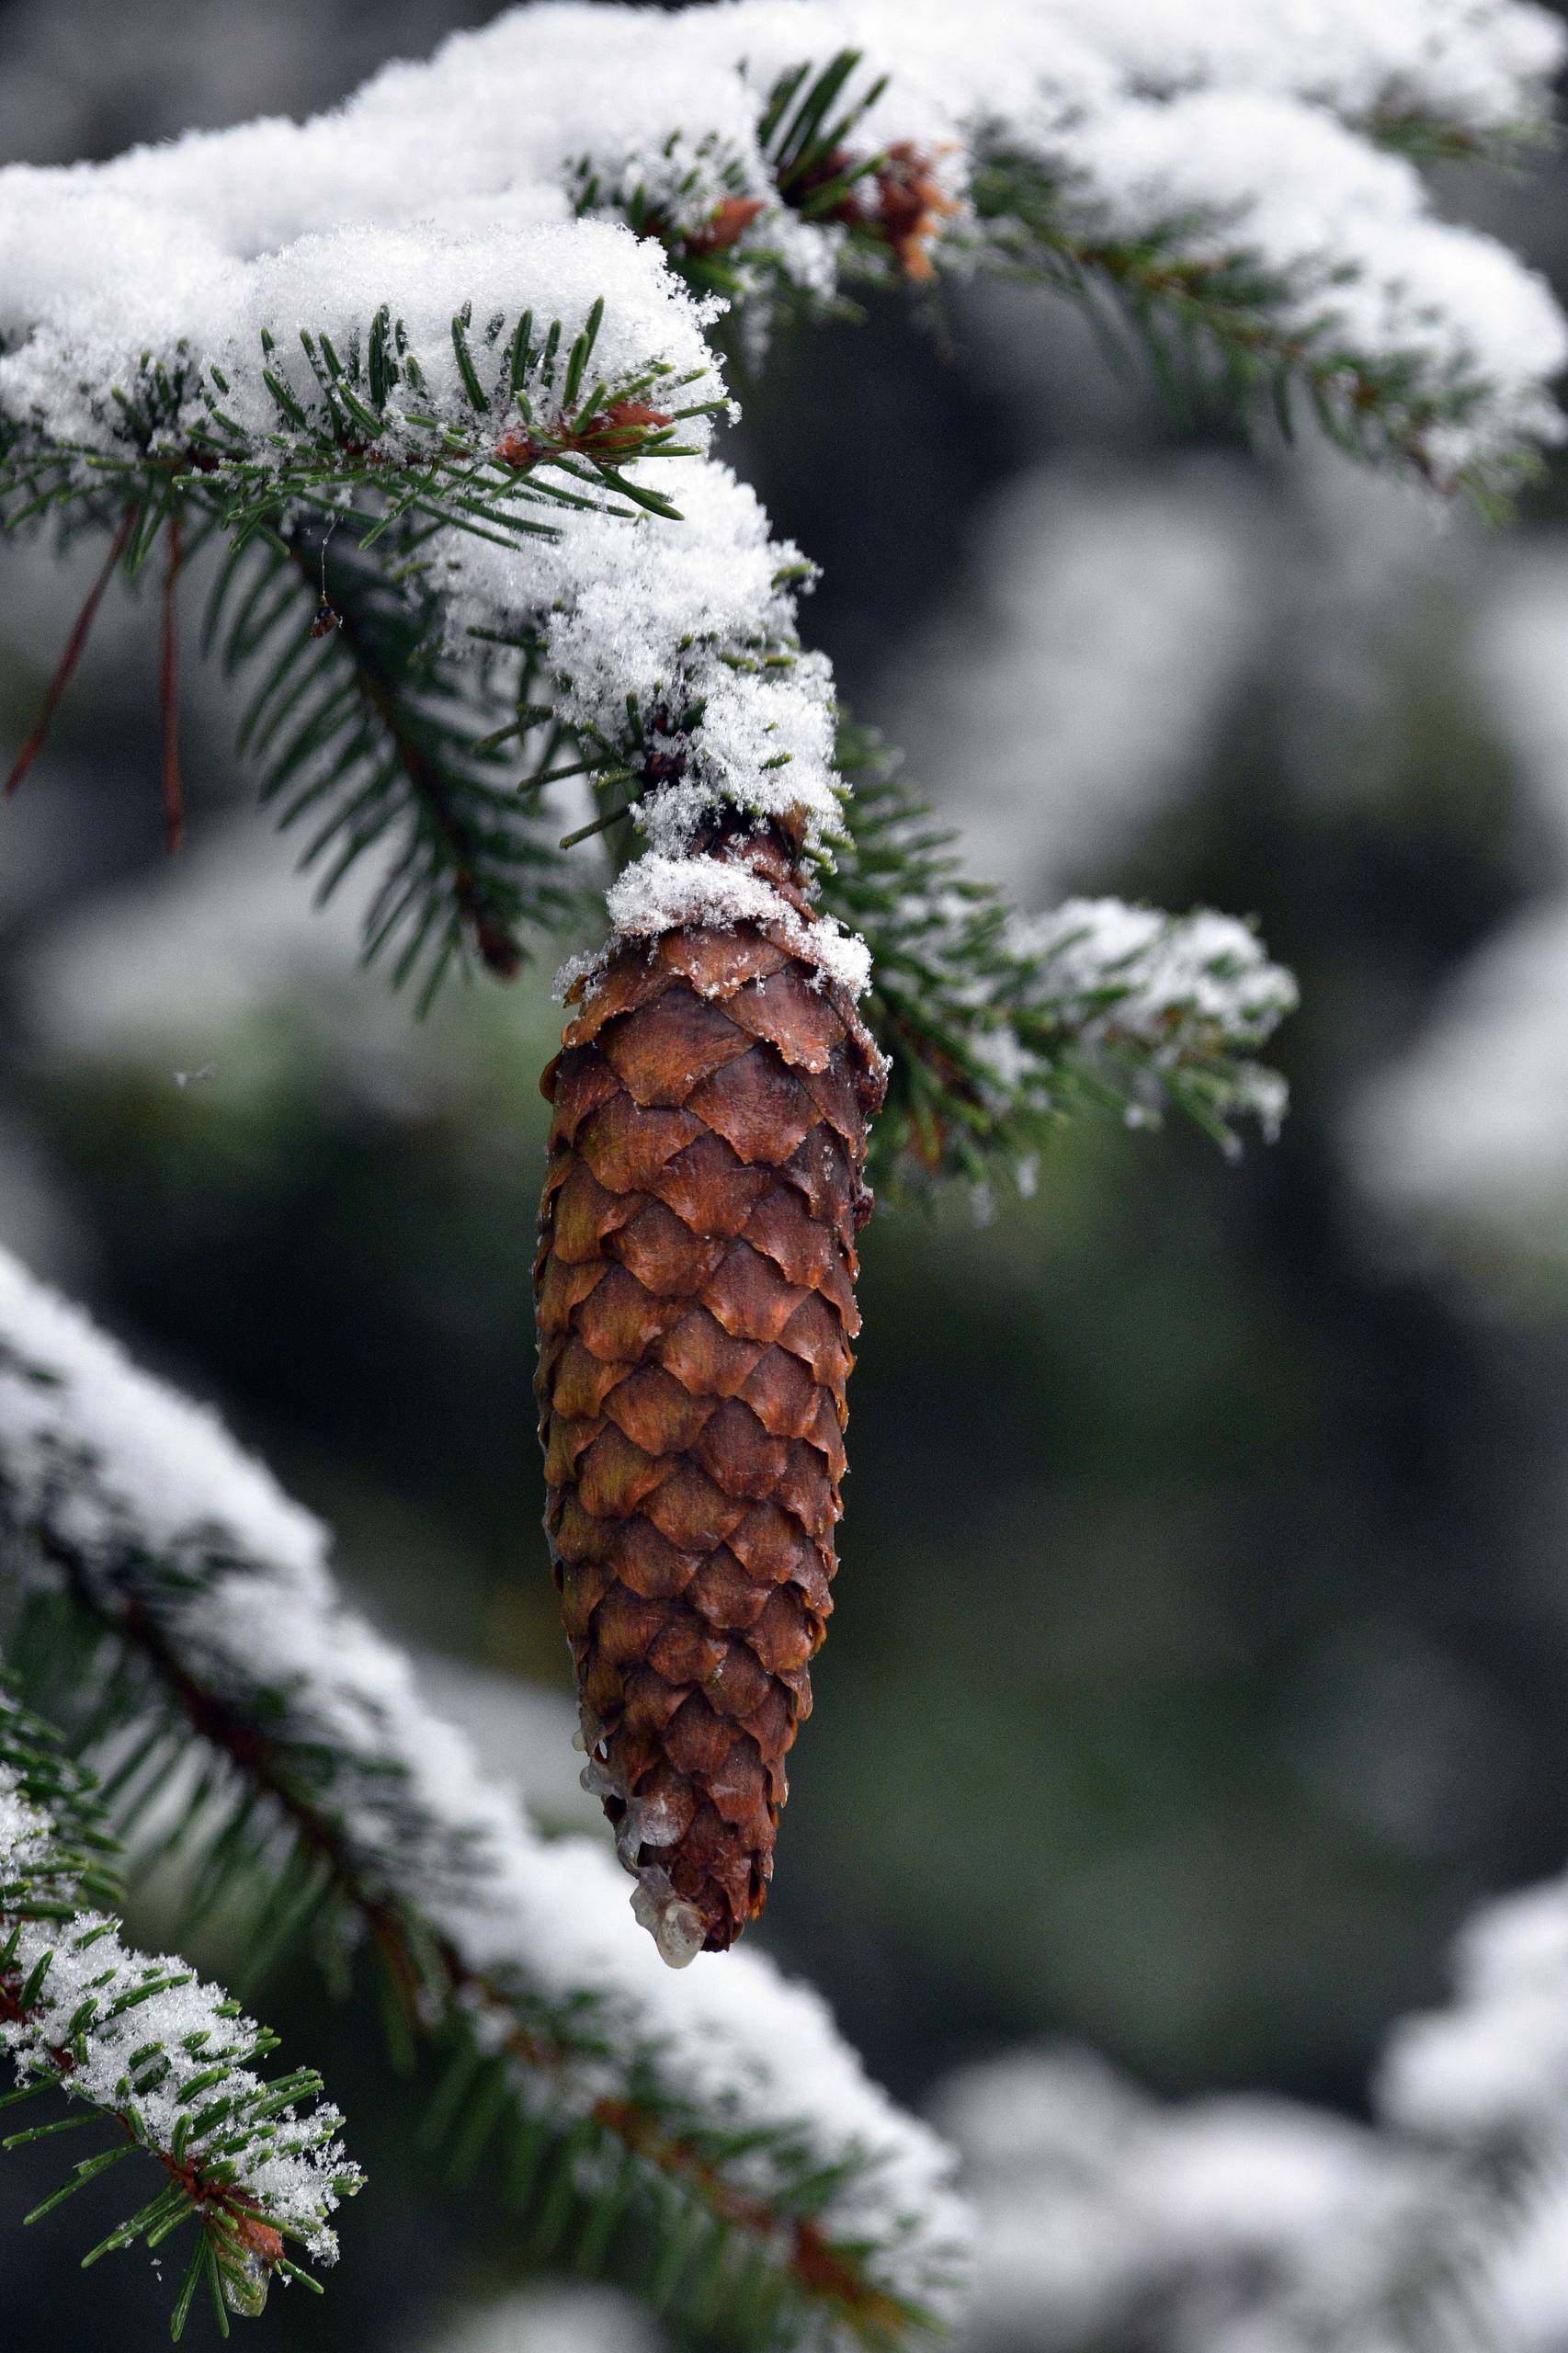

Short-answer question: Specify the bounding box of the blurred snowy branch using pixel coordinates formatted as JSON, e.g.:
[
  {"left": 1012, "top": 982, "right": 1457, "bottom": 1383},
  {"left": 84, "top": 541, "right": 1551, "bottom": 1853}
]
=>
[
  {"left": 938, "top": 1910, "right": 1568, "bottom": 2353},
  {"left": 1353, "top": 547, "right": 1568, "bottom": 1294}
]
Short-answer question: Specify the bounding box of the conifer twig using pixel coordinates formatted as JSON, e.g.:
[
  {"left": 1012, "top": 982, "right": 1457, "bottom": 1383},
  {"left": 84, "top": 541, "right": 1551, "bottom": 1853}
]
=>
[
  {"left": 4, "top": 504, "right": 137, "bottom": 799},
  {"left": 0, "top": 1672, "right": 359, "bottom": 2333}
]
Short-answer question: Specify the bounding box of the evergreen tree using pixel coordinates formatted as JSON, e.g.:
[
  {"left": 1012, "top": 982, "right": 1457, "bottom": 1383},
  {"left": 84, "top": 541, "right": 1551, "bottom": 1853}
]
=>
[{"left": 0, "top": 3, "right": 1564, "bottom": 2342}]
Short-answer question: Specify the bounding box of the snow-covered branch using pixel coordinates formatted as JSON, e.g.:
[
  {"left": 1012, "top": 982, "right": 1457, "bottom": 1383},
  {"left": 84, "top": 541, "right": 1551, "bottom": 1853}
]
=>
[
  {"left": 936, "top": 2047, "right": 1476, "bottom": 2353},
  {"left": 0, "top": 0, "right": 1554, "bottom": 1052},
  {"left": 0, "top": 1676, "right": 358, "bottom": 2332},
  {"left": 819, "top": 737, "right": 1297, "bottom": 1186},
  {"left": 0, "top": 1247, "right": 967, "bottom": 2342},
  {"left": 935, "top": 1857, "right": 1568, "bottom": 2351},
  {"left": 1014, "top": 897, "right": 1299, "bottom": 1151},
  {"left": 8, "top": 1, "right": 1554, "bottom": 496}
]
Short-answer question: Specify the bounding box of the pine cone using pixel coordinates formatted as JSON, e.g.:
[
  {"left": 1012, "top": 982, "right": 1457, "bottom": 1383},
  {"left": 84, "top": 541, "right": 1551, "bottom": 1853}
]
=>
[{"left": 535, "top": 843, "right": 884, "bottom": 1963}]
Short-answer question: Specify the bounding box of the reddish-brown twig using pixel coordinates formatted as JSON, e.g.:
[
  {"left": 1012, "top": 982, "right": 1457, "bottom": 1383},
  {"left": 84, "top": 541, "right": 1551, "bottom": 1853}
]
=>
[{"left": 4, "top": 504, "right": 139, "bottom": 798}]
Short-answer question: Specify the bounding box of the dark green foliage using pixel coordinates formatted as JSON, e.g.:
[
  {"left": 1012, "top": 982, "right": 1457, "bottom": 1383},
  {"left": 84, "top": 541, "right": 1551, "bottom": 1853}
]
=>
[
  {"left": 819, "top": 725, "right": 1293, "bottom": 1192},
  {"left": 210, "top": 516, "right": 585, "bottom": 1003},
  {"left": 757, "top": 48, "right": 889, "bottom": 222}
]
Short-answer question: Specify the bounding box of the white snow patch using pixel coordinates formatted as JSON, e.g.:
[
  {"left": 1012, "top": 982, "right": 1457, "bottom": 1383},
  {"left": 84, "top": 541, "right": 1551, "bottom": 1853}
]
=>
[{"left": 577, "top": 848, "right": 871, "bottom": 998}]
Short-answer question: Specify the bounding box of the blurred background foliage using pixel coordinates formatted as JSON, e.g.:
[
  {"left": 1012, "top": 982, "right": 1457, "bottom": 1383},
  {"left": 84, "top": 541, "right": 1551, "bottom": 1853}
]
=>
[{"left": 6, "top": 2, "right": 1568, "bottom": 2347}]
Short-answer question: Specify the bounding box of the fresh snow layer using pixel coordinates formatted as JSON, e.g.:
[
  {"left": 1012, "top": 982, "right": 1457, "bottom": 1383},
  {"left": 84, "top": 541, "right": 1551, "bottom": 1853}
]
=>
[
  {"left": 1009, "top": 898, "right": 1298, "bottom": 1143},
  {"left": 1379, "top": 1872, "right": 1568, "bottom": 2146},
  {"left": 936, "top": 2046, "right": 1444, "bottom": 2353},
  {"left": 591, "top": 849, "right": 872, "bottom": 997},
  {"left": 445, "top": 461, "right": 846, "bottom": 857},
  {"left": 1044, "top": 0, "right": 1565, "bottom": 136},
  {"left": 0, "top": 201, "right": 722, "bottom": 460},
  {"left": 0, "top": 1245, "right": 967, "bottom": 2319},
  {"left": 1019, "top": 898, "right": 1301, "bottom": 1051},
  {"left": 3, "top": 0, "right": 1561, "bottom": 488},
  {"left": 937, "top": 2021, "right": 1568, "bottom": 2351},
  {"left": 1053, "top": 85, "right": 1565, "bottom": 485},
  {"left": 0, "top": 0, "right": 1562, "bottom": 889}
]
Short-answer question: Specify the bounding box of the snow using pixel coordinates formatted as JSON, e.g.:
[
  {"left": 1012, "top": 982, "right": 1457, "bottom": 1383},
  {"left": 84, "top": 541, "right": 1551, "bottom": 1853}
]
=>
[
  {"left": 422, "top": 2286, "right": 659, "bottom": 2353},
  {"left": 1483, "top": 2165, "right": 1568, "bottom": 2351},
  {"left": 0, "top": 197, "right": 722, "bottom": 466},
  {"left": 0, "top": 10, "right": 1558, "bottom": 504},
  {"left": 1379, "top": 1876, "right": 1568, "bottom": 2147},
  {"left": 1046, "top": 0, "right": 1564, "bottom": 139},
  {"left": 446, "top": 460, "right": 845, "bottom": 858},
  {"left": 0, "top": 1769, "right": 356, "bottom": 2258},
  {"left": 1017, "top": 897, "right": 1300, "bottom": 1102},
  {"left": 932, "top": 1853, "right": 1568, "bottom": 2347},
  {"left": 585, "top": 847, "right": 871, "bottom": 997},
  {"left": 0, "top": 1244, "right": 968, "bottom": 2320},
  {"left": 891, "top": 461, "right": 1267, "bottom": 899},
  {"left": 1051, "top": 87, "right": 1566, "bottom": 488},
  {"left": 39, "top": 0, "right": 1556, "bottom": 280},
  {"left": 8, "top": 6, "right": 1548, "bottom": 497},
  {"left": 935, "top": 2044, "right": 1444, "bottom": 2353}
]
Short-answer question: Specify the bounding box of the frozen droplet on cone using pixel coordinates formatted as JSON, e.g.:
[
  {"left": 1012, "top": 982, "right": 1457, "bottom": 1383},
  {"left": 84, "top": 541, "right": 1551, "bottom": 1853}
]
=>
[
  {"left": 631, "top": 1874, "right": 706, "bottom": 1969},
  {"left": 654, "top": 1899, "right": 707, "bottom": 1970}
]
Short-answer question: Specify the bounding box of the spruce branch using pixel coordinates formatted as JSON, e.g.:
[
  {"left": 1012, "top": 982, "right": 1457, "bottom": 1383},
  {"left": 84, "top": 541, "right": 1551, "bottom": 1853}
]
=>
[
  {"left": 591, "top": 49, "right": 943, "bottom": 313},
  {"left": 1, "top": 6, "right": 1560, "bottom": 1041},
  {"left": 937, "top": 2042, "right": 1547, "bottom": 2353},
  {"left": 817, "top": 728, "right": 1296, "bottom": 1190},
  {"left": 967, "top": 155, "right": 1537, "bottom": 508},
  {"left": 0, "top": 1252, "right": 966, "bottom": 2347},
  {"left": 210, "top": 517, "right": 585, "bottom": 999},
  {"left": 0, "top": 282, "right": 720, "bottom": 997},
  {"left": 546, "top": 20, "right": 1565, "bottom": 499},
  {"left": 0, "top": 294, "right": 710, "bottom": 555},
  {"left": 0, "top": 1669, "right": 359, "bottom": 2336}
]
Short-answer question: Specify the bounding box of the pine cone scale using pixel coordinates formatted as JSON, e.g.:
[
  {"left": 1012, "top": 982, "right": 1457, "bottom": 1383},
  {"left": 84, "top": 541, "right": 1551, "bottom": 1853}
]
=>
[{"left": 536, "top": 906, "right": 883, "bottom": 1962}]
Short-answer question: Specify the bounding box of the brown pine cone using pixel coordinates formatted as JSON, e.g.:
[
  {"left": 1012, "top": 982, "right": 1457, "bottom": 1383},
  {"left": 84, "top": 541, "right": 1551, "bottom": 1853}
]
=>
[{"left": 534, "top": 846, "right": 884, "bottom": 1963}]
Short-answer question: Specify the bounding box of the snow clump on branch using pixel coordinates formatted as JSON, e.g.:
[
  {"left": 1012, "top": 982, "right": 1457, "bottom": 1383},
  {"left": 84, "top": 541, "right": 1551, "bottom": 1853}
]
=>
[
  {"left": 1, "top": 0, "right": 1563, "bottom": 493},
  {"left": 445, "top": 458, "right": 846, "bottom": 863}
]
